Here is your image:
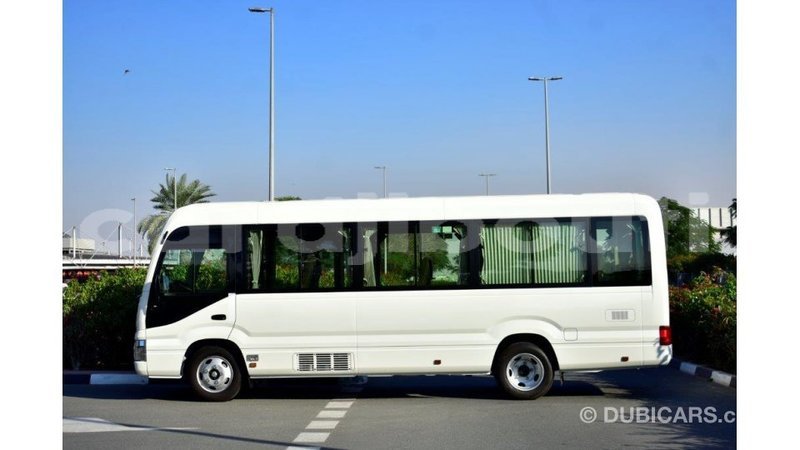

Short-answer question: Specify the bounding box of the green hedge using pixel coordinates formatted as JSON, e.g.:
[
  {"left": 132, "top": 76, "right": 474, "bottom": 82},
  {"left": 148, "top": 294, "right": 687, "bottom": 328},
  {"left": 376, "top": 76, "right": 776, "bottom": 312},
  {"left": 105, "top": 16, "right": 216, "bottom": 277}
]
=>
[
  {"left": 63, "top": 268, "right": 146, "bottom": 370},
  {"left": 669, "top": 268, "right": 736, "bottom": 373},
  {"left": 668, "top": 252, "right": 736, "bottom": 277}
]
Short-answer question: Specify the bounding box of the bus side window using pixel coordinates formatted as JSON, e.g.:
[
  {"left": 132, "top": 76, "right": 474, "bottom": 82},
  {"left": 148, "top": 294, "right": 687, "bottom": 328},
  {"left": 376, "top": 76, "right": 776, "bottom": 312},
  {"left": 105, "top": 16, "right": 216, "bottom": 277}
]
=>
[
  {"left": 592, "top": 217, "right": 651, "bottom": 286},
  {"left": 378, "top": 222, "right": 416, "bottom": 287},
  {"left": 530, "top": 219, "right": 587, "bottom": 285},
  {"left": 147, "top": 225, "right": 233, "bottom": 329},
  {"left": 159, "top": 248, "right": 227, "bottom": 296},
  {"left": 274, "top": 224, "right": 301, "bottom": 289},
  {"left": 479, "top": 220, "right": 534, "bottom": 285},
  {"left": 418, "top": 222, "right": 469, "bottom": 287}
]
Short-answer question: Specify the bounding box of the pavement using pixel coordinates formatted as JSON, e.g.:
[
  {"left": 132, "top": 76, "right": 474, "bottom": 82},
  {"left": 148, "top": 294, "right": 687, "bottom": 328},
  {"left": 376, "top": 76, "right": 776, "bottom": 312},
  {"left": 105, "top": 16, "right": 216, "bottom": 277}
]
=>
[{"left": 64, "top": 358, "right": 736, "bottom": 388}]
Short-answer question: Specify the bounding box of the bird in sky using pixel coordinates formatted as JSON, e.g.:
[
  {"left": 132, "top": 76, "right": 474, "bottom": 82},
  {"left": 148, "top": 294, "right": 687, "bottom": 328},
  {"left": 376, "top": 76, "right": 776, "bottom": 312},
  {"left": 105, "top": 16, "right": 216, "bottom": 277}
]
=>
[{"left": 123, "top": 69, "right": 130, "bottom": 75}]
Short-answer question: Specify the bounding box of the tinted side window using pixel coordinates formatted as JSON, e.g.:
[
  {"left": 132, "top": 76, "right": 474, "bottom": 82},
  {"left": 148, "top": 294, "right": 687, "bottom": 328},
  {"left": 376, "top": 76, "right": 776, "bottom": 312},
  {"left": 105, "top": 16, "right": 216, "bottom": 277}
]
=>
[
  {"left": 243, "top": 223, "right": 355, "bottom": 292},
  {"left": 148, "top": 225, "right": 234, "bottom": 328},
  {"left": 479, "top": 219, "right": 587, "bottom": 286},
  {"left": 530, "top": 220, "right": 587, "bottom": 285},
  {"left": 418, "top": 221, "right": 470, "bottom": 287},
  {"left": 160, "top": 248, "right": 227, "bottom": 295},
  {"left": 480, "top": 220, "right": 534, "bottom": 285},
  {"left": 298, "top": 223, "right": 353, "bottom": 290},
  {"left": 592, "top": 217, "right": 651, "bottom": 286},
  {"left": 378, "top": 222, "right": 416, "bottom": 287}
]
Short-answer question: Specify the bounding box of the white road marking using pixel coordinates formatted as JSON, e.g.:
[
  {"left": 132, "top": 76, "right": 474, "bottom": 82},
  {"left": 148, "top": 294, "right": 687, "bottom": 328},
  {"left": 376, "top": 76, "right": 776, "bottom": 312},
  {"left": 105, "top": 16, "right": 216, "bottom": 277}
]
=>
[
  {"left": 286, "top": 386, "right": 361, "bottom": 449},
  {"left": 293, "top": 432, "right": 330, "bottom": 443},
  {"left": 306, "top": 420, "right": 339, "bottom": 430},
  {"left": 317, "top": 410, "right": 347, "bottom": 419},
  {"left": 325, "top": 401, "right": 354, "bottom": 409},
  {"left": 63, "top": 417, "right": 195, "bottom": 433}
]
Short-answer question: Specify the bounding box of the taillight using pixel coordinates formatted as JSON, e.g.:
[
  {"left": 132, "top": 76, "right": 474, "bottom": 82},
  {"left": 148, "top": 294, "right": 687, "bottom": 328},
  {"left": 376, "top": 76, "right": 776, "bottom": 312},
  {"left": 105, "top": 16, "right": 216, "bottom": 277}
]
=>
[{"left": 659, "top": 326, "right": 672, "bottom": 346}]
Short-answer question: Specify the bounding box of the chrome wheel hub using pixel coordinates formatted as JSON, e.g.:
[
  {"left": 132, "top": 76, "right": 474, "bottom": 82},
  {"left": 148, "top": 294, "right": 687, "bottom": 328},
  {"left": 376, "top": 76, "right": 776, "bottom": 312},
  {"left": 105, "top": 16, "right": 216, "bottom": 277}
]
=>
[
  {"left": 196, "top": 356, "right": 233, "bottom": 393},
  {"left": 506, "top": 352, "right": 544, "bottom": 391}
]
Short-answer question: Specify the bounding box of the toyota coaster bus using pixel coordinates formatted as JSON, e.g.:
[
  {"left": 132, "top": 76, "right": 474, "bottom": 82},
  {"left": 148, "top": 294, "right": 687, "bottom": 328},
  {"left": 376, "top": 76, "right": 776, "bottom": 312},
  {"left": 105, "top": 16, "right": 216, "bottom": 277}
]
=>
[{"left": 134, "top": 193, "right": 672, "bottom": 401}]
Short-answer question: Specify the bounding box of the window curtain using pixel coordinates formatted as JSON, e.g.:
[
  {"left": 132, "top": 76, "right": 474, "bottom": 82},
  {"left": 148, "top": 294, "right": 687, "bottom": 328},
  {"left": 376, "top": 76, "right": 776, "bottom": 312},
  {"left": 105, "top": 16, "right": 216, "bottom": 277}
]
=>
[
  {"left": 363, "top": 229, "right": 376, "bottom": 287},
  {"left": 480, "top": 224, "right": 534, "bottom": 284},
  {"left": 248, "top": 230, "right": 263, "bottom": 289},
  {"left": 531, "top": 224, "right": 585, "bottom": 284}
]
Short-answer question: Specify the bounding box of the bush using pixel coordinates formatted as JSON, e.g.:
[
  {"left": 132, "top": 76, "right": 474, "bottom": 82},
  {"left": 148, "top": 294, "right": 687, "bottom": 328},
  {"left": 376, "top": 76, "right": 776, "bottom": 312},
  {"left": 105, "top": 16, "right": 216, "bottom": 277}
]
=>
[
  {"left": 668, "top": 252, "right": 736, "bottom": 276},
  {"left": 63, "top": 268, "right": 146, "bottom": 370},
  {"left": 669, "top": 268, "right": 736, "bottom": 373}
]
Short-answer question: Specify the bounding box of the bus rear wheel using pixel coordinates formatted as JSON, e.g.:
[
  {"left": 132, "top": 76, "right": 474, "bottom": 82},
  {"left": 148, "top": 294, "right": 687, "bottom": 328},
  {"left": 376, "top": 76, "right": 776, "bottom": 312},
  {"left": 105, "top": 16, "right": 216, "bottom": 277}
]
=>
[
  {"left": 187, "top": 346, "right": 242, "bottom": 402},
  {"left": 495, "top": 342, "right": 554, "bottom": 400}
]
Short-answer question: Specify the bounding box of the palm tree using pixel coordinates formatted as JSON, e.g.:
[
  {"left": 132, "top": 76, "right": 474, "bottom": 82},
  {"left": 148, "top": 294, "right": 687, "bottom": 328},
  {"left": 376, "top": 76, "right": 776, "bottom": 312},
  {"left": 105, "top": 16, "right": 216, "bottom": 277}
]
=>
[
  {"left": 137, "top": 173, "right": 216, "bottom": 254},
  {"left": 719, "top": 198, "right": 736, "bottom": 248}
]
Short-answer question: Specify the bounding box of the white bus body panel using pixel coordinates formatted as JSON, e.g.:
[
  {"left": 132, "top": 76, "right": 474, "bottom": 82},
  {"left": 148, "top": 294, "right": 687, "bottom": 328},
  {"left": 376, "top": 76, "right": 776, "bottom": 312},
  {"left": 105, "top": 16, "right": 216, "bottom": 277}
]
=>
[
  {"left": 229, "top": 293, "right": 357, "bottom": 376},
  {"left": 144, "top": 294, "right": 236, "bottom": 378},
  {"left": 136, "top": 193, "right": 672, "bottom": 379},
  {"left": 356, "top": 286, "right": 644, "bottom": 374}
]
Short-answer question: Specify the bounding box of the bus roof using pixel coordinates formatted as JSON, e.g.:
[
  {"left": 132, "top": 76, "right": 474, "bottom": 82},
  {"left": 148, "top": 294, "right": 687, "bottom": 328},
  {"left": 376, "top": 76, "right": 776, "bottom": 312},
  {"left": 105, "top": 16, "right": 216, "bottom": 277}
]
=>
[{"left": 162, "top": 193, "right": 661, "bottom": 231}]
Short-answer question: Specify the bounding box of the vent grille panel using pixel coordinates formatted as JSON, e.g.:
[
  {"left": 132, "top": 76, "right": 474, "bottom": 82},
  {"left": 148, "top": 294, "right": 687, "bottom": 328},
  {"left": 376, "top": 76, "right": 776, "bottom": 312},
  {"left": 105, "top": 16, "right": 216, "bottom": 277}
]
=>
[
  {"left": 295, "top": 353, "right": 352, "bottom": 372},
  {"left": 334, "top": 353, "right": 350, "bottom": 371},
  {"left": 606, "top": 309, "right": 635, "bottom": 322},
  {"left": 298, "top": 354, "right": 314, "bottom": 372}
]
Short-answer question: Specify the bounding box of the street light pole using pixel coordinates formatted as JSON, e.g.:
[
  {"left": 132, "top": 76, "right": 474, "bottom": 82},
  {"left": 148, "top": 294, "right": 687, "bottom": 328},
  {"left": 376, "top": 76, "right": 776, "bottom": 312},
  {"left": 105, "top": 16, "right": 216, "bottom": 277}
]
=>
[
  {"left": 249, "top": 6, "right": 276, "bottom": 201},
  {"left": 164, "top": 167, "right": 176, "bottom": 211},
  {"left": 479, "top": 173, "right": 496, "bottom": 196},
  {"left": 374, "top": 166, "right": 387, "bottom": 198},
  {"left": 528, "top": 76, "right": 562, "bottom": 194}
]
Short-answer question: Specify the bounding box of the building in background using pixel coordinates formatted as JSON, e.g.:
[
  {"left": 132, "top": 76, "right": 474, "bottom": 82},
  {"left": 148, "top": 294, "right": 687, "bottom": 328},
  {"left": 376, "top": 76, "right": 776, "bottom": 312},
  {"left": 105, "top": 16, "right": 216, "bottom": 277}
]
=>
[
  {"left": 693, "top": 207, "right": 736, "bottom": 255},
  {"left": 62, "top": 233, "right": 150, "bottom": 282}
]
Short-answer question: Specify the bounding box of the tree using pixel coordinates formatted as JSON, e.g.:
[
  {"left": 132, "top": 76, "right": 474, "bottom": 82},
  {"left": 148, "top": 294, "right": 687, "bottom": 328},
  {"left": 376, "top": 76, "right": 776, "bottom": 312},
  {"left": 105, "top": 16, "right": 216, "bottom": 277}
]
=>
[
  {"left": 658, "top": 197, "right": 721, "bottom": 258},
  {"left": 718, "top": 198, "right": 736, "bottom": 248},
  {"left": 137, "top": 173, "right": 216, "bottom": 254}
]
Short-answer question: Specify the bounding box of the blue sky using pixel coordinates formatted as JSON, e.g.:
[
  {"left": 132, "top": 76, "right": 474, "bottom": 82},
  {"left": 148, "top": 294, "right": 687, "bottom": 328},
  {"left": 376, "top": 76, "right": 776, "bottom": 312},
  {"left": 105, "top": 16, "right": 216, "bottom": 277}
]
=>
[{"left": 63, "top": 0, "right": 735, "bottom": 244}]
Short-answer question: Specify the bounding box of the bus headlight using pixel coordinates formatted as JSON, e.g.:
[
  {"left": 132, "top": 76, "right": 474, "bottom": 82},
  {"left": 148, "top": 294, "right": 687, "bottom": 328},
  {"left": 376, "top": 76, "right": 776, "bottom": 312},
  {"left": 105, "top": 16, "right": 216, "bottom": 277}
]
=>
[{"left": 133, "top": 339, "right": 146, "bottom": 361}]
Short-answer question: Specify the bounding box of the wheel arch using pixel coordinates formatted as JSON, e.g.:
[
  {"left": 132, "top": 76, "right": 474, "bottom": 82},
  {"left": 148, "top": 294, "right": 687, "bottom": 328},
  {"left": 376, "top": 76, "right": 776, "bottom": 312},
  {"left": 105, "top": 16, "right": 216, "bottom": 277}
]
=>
[
  {"left": 182, "top": 339, "right": 249, "bottom": 382},
  {"left": 492, "top": 333, "right": 560, "bottom": 375}
]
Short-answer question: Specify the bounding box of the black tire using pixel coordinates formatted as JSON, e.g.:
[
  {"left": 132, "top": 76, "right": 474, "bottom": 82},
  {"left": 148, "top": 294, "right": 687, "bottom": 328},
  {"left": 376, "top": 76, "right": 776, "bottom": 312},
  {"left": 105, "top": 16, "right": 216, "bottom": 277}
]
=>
[
  {"left": 495, "top": 342, "right": 554, "bottom": 400},
  {"left": 187, "top": 346, "right": 242, "bottom": 402}
]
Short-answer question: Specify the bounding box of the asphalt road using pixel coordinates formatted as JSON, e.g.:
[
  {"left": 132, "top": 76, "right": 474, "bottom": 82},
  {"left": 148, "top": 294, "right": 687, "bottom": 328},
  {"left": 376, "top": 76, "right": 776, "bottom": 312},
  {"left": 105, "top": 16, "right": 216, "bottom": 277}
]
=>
[{"left": 63, "top": 367, "right": 735, "bottom": 449}]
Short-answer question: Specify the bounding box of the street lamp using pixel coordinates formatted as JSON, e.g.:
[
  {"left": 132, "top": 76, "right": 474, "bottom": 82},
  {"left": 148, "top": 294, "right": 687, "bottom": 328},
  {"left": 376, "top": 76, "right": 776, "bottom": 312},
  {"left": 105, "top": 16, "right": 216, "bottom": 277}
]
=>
[
  {"left": 164, "top": 167, "right": 177, "bottom": 211},
  {"left": 479, "top": 173, "right": 496, "bottom": 196},
  {"left": 528, "top": 76, "right": 562, "bottom": 194},
  {"left": 249, "top": 6, "right": 276, "bottom": 201},
  {"left": 374, "top": 166, "right": 388, "bottom": 198}
]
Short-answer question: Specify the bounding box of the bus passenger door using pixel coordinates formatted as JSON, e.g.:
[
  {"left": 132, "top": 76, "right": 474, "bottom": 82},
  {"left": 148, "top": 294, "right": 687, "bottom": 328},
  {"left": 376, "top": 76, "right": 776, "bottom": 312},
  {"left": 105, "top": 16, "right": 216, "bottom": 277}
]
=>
[
  {"left": 145, "top": 225, "right": 238, "bottom": 378},
  {"left": 230, "top": 223, "right": 358, "bottom": 377}
]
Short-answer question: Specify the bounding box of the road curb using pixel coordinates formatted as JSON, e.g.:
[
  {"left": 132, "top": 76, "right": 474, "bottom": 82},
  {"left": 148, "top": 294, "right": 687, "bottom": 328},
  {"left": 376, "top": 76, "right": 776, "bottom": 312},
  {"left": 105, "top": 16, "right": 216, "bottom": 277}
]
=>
[
  {"left": 670, "top": 358, "right": 736, "bottom": 388},
  {"left": 63, "top": 372, "right": 148, "bottom": 385}
]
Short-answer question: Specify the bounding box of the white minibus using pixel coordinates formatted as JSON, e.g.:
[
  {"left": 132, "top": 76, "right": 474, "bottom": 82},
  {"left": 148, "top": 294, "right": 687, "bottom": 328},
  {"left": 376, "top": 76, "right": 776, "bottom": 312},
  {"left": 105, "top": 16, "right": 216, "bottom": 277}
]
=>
[{"left": 134, "top": 193, "right": 672, "bottom": 401}]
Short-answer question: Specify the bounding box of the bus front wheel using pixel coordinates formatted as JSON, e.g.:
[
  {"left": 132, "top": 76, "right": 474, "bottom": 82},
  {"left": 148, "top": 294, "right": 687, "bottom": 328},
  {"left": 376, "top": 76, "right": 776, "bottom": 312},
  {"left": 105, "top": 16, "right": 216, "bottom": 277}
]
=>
[
  {"left": 495, "top": 342, "right": 554, "bottom": 400},
  {"left": 187, "top": 346, "right": 242, "bottom": 402}
]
